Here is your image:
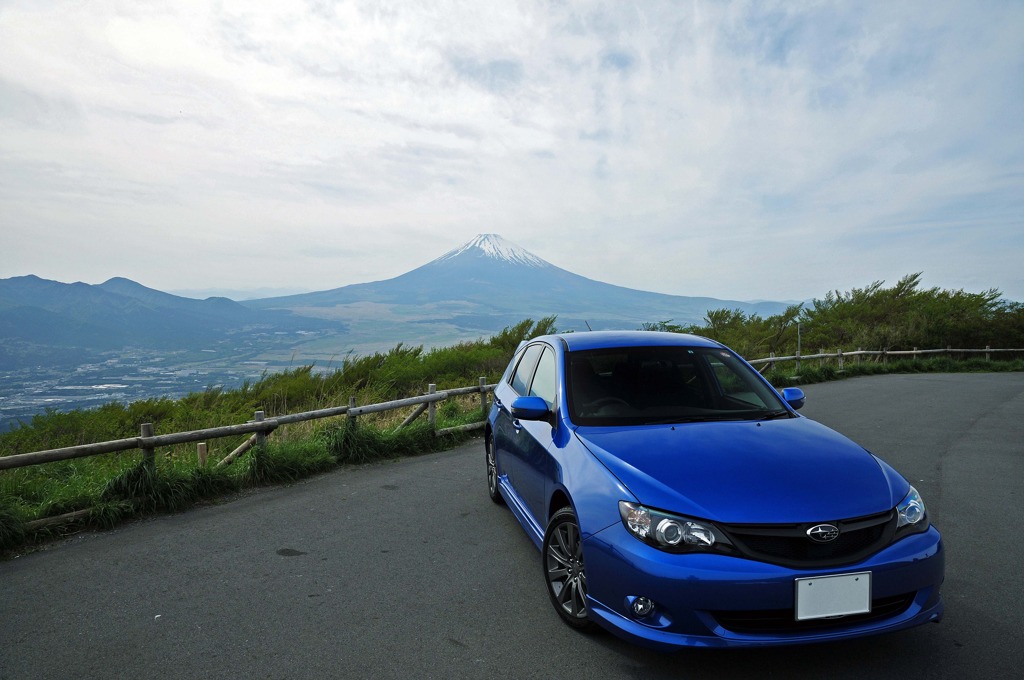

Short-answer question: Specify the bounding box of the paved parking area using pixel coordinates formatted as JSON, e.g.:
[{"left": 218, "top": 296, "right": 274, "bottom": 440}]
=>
[{"left": 2, "top": 373, "right": 1022, "bottom": 679}]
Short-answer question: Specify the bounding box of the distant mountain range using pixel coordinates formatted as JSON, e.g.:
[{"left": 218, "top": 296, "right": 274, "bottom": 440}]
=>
[
  {"left": 1, "top": 234, "right": 790, "bottom": 371},
  {"left": 243, "top": 234, "right": 790, "bottom": 351},
  {"left": 0, "top": 234, "right": 793, "bottom": 427},
  {"left": 0, "top": 275, "right": 335, "bottom": 369}
]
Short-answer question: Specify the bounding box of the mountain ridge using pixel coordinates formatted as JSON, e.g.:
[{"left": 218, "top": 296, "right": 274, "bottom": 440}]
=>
[
  {"left": 0, "top": 274, "right": 334, "bottom": 369},
  {"left": 0, "top": 235, "right": 791, "bottom": 426},
  {"left": 1, "top": 234, "right": 791, "bottom": 369},
  {"left": 244, "top": 234, "right": 790, "bottom": 329}
]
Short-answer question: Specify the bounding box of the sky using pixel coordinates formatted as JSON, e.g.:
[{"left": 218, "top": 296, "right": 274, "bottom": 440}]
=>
[{"left": 1, "top": 0, "right": 1022, "bottom": 303}]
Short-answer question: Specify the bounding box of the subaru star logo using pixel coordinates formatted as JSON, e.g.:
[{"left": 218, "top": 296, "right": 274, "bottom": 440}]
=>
[{"left": 807, "top": 524, "right": 840, "bottom": 543}]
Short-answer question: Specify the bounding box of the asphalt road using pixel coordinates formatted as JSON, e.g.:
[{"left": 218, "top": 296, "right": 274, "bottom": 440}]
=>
[{"left": 2, "top": 373, "right": 1022, "bottom": 679}]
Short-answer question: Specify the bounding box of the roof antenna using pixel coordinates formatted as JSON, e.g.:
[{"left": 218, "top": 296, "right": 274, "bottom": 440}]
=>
[{"left": 584, "top": 320, "right": 593, "bottom": 331}]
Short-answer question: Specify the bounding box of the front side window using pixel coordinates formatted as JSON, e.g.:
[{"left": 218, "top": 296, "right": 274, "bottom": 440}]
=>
[
  {"left": 528, "top": 347, "right": 557, "bottom": 409},
  {"left": 509, "top": 344, "right": 544, "bottom": 396},
  {"left": 567, "top": 346, "right": 787, "bottom": 426}
]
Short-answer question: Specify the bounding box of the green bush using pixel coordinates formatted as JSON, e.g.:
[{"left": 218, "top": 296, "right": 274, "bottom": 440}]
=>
[{"left": 656, "top": 274, "right": 1024, "bottom": 360}]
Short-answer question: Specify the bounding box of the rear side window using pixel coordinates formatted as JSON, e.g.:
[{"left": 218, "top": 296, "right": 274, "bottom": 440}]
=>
[{"left": 510, "top": 344, "right": 544, "bottom": 396}]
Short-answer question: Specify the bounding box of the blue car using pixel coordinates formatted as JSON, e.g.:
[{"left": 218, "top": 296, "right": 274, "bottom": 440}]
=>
[{"left": 485, "top": 331, "right": 944, "bottom": 649}]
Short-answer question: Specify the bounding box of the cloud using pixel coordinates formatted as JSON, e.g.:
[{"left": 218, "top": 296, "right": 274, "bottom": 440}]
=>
[
  {"left": 0, "top": 0, "right": 1021, "bottom": 302},
  {"left": 450, "top": 57, "right": 524, "bottom": 92}
]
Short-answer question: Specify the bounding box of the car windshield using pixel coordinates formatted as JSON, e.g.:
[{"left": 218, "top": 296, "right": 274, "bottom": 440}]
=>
[{"left": 566, "top": 345, "right": 789, "bottom": 426}]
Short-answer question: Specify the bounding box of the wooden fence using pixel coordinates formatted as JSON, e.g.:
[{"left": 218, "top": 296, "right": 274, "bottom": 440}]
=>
[
  {"left": 747, "top": 345, "right": 1022, "bottom": 374},
  {"left": 0, "top": 379, "right": 495, "bottom": 474},
  {"left": 3, "top": 344, "right": 1021, "bottom": 475}
]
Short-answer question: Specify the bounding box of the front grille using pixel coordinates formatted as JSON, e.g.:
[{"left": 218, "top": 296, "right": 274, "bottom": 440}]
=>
[
  {"left": 712, "top": 593, "right": 915, "bottom": 634},
  {"left": 719, "top": 510, "right": 896, "bottom": 568}
]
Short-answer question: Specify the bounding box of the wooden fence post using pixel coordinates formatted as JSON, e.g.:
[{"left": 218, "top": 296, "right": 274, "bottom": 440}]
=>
[
  {"left": 347, "top": 396, "right": 357, "bottom": 430},
  {"left": 428, "top": 384, "right": 437, "bottom": 427},
  {"left": 986, "top": 345, "right": 991, "bottom": 361},
  {"left": 479, "top": 377, "right": 488, "bottom": 418},
  {"left": 837, "top": 348, "right": 844, "bottom": 372},
  {"left": 197, "top": 442, "right": 208, "bottom": 467},
  {"left": 254, "top": 411, "right": 266, "bottom": 448},
  {"left": 769, "top": 352, "right": 775, "bottom": 373},
  {"left": 140, "top": 422, "right": 155, "bottom": 471}
]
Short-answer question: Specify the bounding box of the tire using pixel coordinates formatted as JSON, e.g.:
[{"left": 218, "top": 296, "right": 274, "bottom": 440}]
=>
[
  {"left": 542, "top": 507, "right": 595, "bottom": 630},
  {"left": 485, "top": 433, "right": 504, "bottom": 505}
]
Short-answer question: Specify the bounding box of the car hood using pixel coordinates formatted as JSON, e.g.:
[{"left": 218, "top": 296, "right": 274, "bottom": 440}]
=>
[{"left": 574, "top": 417, "right": 906, "bottom": 524}]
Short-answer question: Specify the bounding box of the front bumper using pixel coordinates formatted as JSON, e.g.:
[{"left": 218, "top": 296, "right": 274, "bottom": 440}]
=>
[{"left": 583, "top": 522, "right": 944, "bottom": 650}]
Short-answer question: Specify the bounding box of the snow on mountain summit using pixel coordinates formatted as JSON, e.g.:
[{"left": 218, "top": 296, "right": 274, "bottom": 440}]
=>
[{"left": 432, "top": 234, "right": 549, "bottom": 268}]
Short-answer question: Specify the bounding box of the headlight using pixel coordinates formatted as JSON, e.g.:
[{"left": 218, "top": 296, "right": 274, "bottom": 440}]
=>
[
  {"left": 895, "top": 486, "right": 929, "bottom": 536},
  {"left": 619, "top": 501, "right": 727, "bottom": 553}
]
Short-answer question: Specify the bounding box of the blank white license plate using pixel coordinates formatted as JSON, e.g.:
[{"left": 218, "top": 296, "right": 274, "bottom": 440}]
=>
[{"left": 795, "top": 572, "right": 871, "bottom": 621}]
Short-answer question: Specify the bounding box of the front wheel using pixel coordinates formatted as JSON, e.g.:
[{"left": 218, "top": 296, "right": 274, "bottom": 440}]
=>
[
  {"left": 485, "top": 434, "right": 504, "bottom": 505},
  {"left": 542, "top": 507, "right": 595, "bottom": 630}
]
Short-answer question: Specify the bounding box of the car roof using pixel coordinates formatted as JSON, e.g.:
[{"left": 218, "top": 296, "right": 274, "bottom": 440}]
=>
[{"left": 533, "top": 330, "right": 724, "bottom": 352}]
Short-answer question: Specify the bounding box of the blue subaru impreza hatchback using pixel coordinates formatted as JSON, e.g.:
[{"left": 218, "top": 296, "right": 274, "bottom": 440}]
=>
[{"left": 485, "top": 331, "right": 944, "bottom": 649}]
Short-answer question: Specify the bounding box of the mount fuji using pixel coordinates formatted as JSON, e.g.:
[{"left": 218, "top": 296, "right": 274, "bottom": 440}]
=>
[{"left": 245, "top": 234, "right": 789, "bottom": 352}]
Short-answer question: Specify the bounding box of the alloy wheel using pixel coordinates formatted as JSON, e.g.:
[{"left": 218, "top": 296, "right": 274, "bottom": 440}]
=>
[{"left": 543, "top": 508, "right": 593, "bottom": 628}]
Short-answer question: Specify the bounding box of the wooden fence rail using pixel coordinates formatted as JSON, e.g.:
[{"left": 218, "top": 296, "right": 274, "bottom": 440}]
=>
[
  {"left": 0, "top": 380, "right": 496, "bottom": 472},
  {"left": 745, "top": 346, "right": 1024, "bottom": 372}
]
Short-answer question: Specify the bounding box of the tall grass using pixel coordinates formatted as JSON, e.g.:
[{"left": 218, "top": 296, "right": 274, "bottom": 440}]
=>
[{"left": 0, "top": 393, "right": 489, "bottom": 554}]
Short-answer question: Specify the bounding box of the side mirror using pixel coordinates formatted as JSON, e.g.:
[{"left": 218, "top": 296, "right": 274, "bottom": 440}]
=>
[
  {"left": 511, "top": 395, "right": 551, "bottom": 422},
  {"left": 782, "top": 387, "right": 805, "bottom": 411}
]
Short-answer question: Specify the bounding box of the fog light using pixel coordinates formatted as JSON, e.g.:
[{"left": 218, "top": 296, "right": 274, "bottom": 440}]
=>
[{"left": 632, "top": 597, "right": 655, "bottom": 617}]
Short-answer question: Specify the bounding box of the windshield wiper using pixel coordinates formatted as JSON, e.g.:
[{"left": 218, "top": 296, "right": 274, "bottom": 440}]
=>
[
  {"left": 758, "top": 409, "right": 793, "bottom": 420},
  {"left": 644, "top": 409, "right": 792, "bottom": 425}
]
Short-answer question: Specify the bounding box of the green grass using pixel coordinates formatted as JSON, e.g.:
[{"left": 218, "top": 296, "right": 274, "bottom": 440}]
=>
[
  {"left": 0, "top": 398, "right": 486, "bottom": 556},
  {"left": 243, "top": 440, "right": 336, "bottom": 486}
]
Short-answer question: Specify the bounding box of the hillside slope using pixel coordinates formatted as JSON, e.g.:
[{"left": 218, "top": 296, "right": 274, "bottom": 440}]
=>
[{"left": 246, "top": 234, "right": 789, "bottom": 334}]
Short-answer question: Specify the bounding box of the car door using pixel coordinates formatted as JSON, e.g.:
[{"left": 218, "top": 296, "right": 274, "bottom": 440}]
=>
[
  {"left": 516, "top": 344, "right": 560, "bottom": 525},
  {"left": 493, "top": 343, "right": 544, "bottom": 502}
]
